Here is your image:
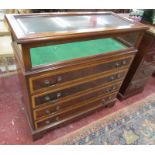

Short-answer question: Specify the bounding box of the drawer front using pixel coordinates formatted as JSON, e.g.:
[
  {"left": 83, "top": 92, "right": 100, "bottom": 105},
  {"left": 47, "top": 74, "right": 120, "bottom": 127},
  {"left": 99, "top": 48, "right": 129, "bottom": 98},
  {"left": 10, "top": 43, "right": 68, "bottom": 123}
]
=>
[
  {"left": 33, "top": 82, "right": 121, "bottom": 120},
  {"left": 32, "top": 70, "right": 126, "bottom": 108},
  {"left": 35, "top": 92, "right": 117, "bottom": 129},
  {"left": 29, "top": 56, "right": 133, "bottom": 94}
]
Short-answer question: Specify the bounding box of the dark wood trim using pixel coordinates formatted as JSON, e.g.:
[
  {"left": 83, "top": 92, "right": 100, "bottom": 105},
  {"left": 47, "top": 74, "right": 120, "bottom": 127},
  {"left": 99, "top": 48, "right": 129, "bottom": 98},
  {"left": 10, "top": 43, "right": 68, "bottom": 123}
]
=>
[{"left": 21, "top": 45, "right": 32, "bottom": 70}]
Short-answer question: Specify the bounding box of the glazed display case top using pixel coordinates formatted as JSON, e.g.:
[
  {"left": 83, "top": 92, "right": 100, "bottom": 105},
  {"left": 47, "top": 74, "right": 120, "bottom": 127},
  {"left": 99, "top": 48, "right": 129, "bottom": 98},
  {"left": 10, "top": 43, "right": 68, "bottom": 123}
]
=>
[{"left": 6, "top": 12, "right": 148, "bottom": 44}]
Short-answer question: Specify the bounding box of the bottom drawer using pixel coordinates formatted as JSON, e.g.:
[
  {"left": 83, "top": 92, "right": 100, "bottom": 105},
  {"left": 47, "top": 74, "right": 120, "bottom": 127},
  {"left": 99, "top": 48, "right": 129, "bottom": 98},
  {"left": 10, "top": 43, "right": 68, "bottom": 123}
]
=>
[{"left": 35, "top": 92, "right": 117, "bottom": 129}]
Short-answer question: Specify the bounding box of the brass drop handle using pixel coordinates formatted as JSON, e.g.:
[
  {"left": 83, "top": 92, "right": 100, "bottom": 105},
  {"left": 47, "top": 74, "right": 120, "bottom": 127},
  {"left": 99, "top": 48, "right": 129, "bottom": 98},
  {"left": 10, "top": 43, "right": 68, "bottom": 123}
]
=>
[
  {"left": 45, "top": 109, "right": 51, "bottom": 114},
  {"left": 122, "top": 60, "right": 127, "bottom": 65},
  {"left": 44, "top": 79, "right": 56, "bottom": 86},
  {"left": 57, "top": 92, "right": 62, "bottom": 98},
  {"left": 112, "top": 86, "right": 116, "bottom": 90},
  {"left": 106, "top": 88, "right": 112, "bottom": 93},
  {"left": 109, "top": 76, "right": 115, "bottom": 81},
  {"left": 44, "top": 96, "right": 51, "bottom": 101},
  {"left": 45, "top": 120, "right": 50, "bottom": 125},
  {"left": 44, "top": 76, "right": 62, "bottom": 86},
  {"left": 44, "top": 80, "right": 50, "bottom": 86},
  {"left": 108, "top": 96, "right": 112, "bottom": 100},
  {"left": 57, "top": 76, "right": 62, "bottom": 82},
  {"left": 105, "top": 89, "right": 110, "bottom": 93},
  {"left": 115, "top": 62, "right": 121, "bottom": 67}
]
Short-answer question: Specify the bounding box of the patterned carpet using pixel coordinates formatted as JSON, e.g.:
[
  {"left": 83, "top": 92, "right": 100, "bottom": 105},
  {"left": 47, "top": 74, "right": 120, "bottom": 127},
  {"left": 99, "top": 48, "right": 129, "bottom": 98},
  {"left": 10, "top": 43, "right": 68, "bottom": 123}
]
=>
[{"left": 49, "top": 93, "right": 155, "bottom": 145}]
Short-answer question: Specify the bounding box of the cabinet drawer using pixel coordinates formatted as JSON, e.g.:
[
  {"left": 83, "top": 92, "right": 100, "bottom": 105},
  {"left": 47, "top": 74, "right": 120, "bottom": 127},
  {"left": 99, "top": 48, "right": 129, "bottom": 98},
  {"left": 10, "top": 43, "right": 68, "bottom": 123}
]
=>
[
  {"left": 35, "top": 92, "right": 117, "bottom": 129},
  {"left": 29, "top": 56, "right": 132, "bottom": 94},
  {"left": 32, "top": 70, "right": 126, "bottom": 108},
  {"left": 33, "top": 82, "right": 121, "bottom": 120}
]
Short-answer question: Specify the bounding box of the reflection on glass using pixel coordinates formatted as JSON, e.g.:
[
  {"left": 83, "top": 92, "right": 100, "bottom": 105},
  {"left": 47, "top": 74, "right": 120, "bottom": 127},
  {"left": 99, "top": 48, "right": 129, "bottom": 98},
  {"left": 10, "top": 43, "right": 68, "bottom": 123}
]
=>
[{"left": 15, "top": 14, "right": 133, "bottom": 35}]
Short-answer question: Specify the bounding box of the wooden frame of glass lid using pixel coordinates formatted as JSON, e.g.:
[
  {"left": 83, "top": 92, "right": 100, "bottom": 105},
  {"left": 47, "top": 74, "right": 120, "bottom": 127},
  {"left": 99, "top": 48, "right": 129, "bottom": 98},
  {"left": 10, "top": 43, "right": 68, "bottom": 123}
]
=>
[{"left": 5, "top": 12, "right": 148, "bottom": 71}]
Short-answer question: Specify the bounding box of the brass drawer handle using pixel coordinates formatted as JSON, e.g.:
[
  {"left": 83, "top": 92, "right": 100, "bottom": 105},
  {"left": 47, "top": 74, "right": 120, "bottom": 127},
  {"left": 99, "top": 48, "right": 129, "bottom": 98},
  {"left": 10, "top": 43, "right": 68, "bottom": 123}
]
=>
[
  {"left": 44, "top": 76, "right": 62, "bottom": 87},
  {"left": 44, "top": 92, "right": 61, "bottom": 103},
  {"left": 57, "top": 76, "right": 62, "bottom": 82},
  {"left": 44, "top": 79, "right": 57, "bottom": 86},
  {"left": 109, "top": 76, "right": 115, "bottom": 81},
  {"left": 45, "top": 109, "right": 51, "bottom": 114},
  {"left": 105, "top": 89, "right": 110, "bottom": 93},
  {"left": 44, "top": 80, "right": 50, "bottom": 86},
  {"left": 112, "top": 86, "right": 116, "bottom": 90},
  {"left": 45, "top": 120, "right": 50, "bottom": 125},
  {"left": 105, "top": 88, "right": 112, "bottom": 93},
  {"left": 44, "top": 96, "right": 51, "bottom": 101},
  {"left": 105, "top": 85, "right": 116, "bottom": 93},
  {"left": 122, "top": 60, "right": 127, "bottom": 65},
  {"left": 108, "top": 96, "right": 112, "bottom": 100},
  {"left": 115, "top": 62, "right": 121, "bottom": 67},
  {"left": 57, "top": 92, "right": 62, "bottom": 98}
]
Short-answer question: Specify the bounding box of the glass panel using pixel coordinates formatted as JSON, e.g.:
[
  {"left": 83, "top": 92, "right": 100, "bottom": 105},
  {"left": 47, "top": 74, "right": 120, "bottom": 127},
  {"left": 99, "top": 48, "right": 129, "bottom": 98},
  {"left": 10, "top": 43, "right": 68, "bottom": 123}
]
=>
[
  {"left": 15, "top": 14, "right": 133, "bottom": 35},
  {"left": 30, "top": 38, "right": 128, "bottom": 67},
  {"left": 115, "top": 32, "right": 139, "bottom": 47}
]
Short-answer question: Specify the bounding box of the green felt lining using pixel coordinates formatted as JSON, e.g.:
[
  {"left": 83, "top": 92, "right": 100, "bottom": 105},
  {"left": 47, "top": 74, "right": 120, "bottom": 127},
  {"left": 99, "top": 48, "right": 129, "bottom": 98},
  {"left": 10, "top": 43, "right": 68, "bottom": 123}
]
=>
[{"left": 30, "top": 38, "right": 127, "bottom": 67}]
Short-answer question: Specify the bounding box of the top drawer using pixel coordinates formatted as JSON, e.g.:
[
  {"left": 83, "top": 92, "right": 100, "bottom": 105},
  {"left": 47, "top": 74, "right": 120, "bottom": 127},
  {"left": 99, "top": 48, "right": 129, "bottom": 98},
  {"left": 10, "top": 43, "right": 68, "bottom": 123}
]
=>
[{"left": 29, "top": 55, "right": 133, "bottom": 94}]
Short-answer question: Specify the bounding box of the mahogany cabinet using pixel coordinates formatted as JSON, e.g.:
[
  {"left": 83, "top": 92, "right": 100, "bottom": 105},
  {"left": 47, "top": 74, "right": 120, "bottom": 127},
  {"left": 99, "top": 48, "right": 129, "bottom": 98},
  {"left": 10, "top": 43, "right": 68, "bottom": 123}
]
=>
[
  {"left": 118, "top": 24, "right": 155, "bottom": 100},
  {"left": 5, "top": 12, "right": 148, "bottom": 140}
]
